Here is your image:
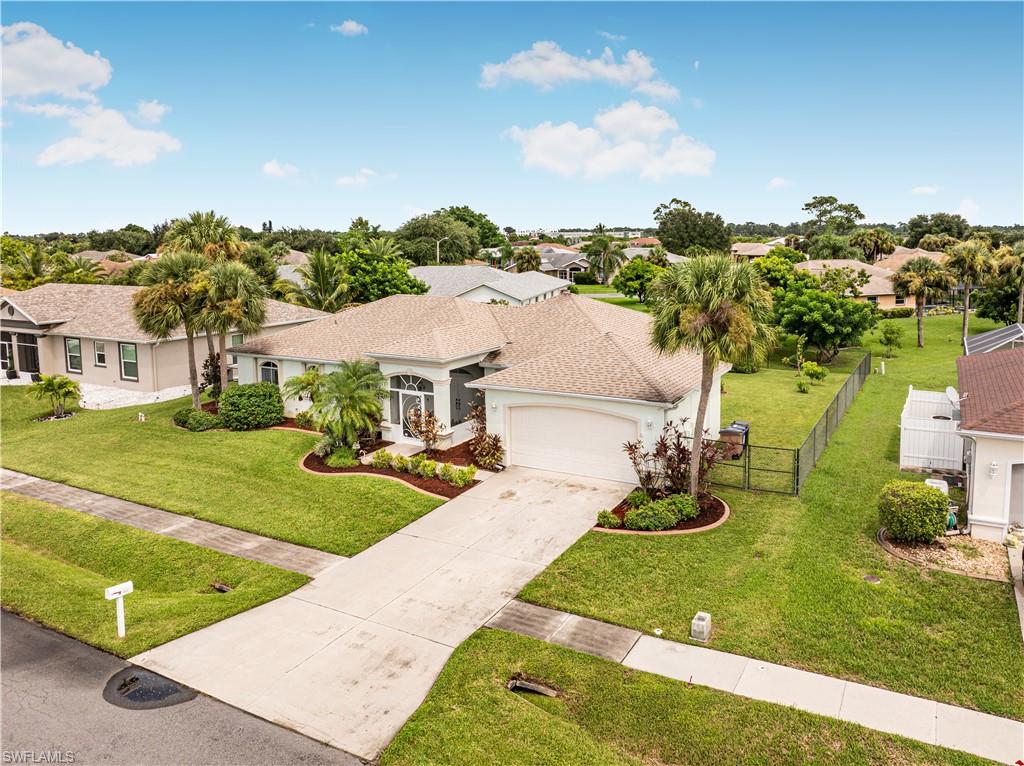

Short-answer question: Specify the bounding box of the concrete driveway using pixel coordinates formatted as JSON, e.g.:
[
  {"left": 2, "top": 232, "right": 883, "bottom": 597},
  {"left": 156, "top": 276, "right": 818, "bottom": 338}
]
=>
[{"left": 133, "top": 466, "right": 629, "bottom": 760}]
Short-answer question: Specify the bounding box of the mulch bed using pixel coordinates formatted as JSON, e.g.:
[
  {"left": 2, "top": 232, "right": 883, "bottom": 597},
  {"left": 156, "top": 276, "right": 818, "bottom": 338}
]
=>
[
  {"left": 301, "top": 452, "right": 474, "bottom": 499},
  {"left": 415, "top": 440, "right": 494, "bottom": 470},
  {"left": 601, "top": 491, "right": 728, "bottom": 533},
  {"left": 877, "top": 528, "right": 1010, "bottom": 582},
  {"left": 33, "top": 412, "right": 76, "bottom": 423}
]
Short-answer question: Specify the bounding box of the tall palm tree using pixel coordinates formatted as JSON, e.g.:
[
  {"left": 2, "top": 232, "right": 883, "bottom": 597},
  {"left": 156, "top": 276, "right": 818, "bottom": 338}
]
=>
[
  {"left": 646, "top": 245, "right": 670, "bottom": 268},
  {"left": 133, "top": 251, "right": 208, "bottom": 409},
  {"left": 162, "top": 210, "right": 246, "bottom": 260},
  {"left": 363, "top": 237, "right": 403, "bottom": 259},
  {"left": 513, "top": 247, "right": 541, "bottom": 273},
  {"left": 997, "top": 242, "right": 1024, "bottom": 324},
  {"left": 28, "top": 374, "right": 80, "bottom": 418},
  {"left": 288, "top": 249, "right": 349, "bottom": 312},
  {"left": 199, "top": 261, "right": 268, "bottom": 393},
  {"left": 650, "top": 256, "right": 776, "bottom": 496},
  {"left": 850, "top": 228, "right": 898, "bottom": 261},
  {"left": 308, "top": 360, "right": 386, "bottom": 448},
  {"left": 497, "top": 243, "right": 516, "bottom": 270},
  {"left": 946, "top": 239, "right": 994, "bottom": 338},
  {"left": 583, "top": 236, "right": 627, "bottom": 283},
  {"left": 891, "top": 257, "right": 956, "bottom": 347}
]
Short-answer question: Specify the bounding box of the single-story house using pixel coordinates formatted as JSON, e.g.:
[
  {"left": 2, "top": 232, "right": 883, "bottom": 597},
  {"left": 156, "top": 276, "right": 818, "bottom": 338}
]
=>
[
  {"left": 963, "top": 323, "right": 1024, "bottom": 355},
  {"left": 75, "top": 249, "right": 130, "bottom": 262},
  {"left": 622, "top": 246, "right": 686, "bottom": 265},
  {"left": 795, "top": 259, "right": 916, "bottom": 310},
  {"left": 537, "top": 248, "right": 592, "bottom": 281},
  {"left": 731, "top": 242, "right": 773, "bottom": 259},
  {"left": 629, "top": 237, "right": 661, "bottom": 247},
  {"left": 956, "top": 348, "right": 1023, "bottom": 541},
  {"left": 232, "top": 293, "right": 726, "bottom": 483},
  {"left": 409, "top": 265, "right": 570, "bottom": 306},
  {"left": 874, "top": 246, "right": 946, "bottom": 272},
  {"left": 0, "top": 283, "right": 325, "bottom": 393}
]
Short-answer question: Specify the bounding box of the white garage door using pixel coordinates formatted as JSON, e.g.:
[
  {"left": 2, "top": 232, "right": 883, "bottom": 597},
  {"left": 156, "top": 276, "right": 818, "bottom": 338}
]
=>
[{"left": 508, "top": 406, "right": 639, "bottom": 483}]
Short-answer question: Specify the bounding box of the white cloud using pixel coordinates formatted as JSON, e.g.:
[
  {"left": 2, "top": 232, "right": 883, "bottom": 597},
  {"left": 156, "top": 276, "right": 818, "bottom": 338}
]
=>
[
  {"left": 1, "top": 22, "right": 111, "bottom": 101},
  {"left": 956, "top": 198, "right": 980, "bottom": 222},
  {"left": 767, "top": 176, "right": 795, "bottom": 190},
  {"left": 693, "top": 60, "right": 700, "bottom": 71},
  {"left": 13, "top": 102, "right": 79, "bottom": 118},
  {"left": 135, "top": 99, "right": 170, "bottom": 124},
  {"left": 598, "top": 31, "right": 626, "bottom": 42},
  {"left": 331, "top": 20, "right": 368, "bottom": 37},
  {"left": 35, "top": 105, "right": 180, "bottom": 167},
  {"left": 262, "top": 159, "right": 298, "bottom": 177},
  {"left": 481, "top": 41, "right": 679, "bottom": 100},
  {"left": 336, "top": 167, "right": 396, "bottom": 187},
  {"left": 506, "top": 101, "right": 714, "bottom": 181},
  {"left": 911, "top": 184, "right": 940, "bottom": 195}
]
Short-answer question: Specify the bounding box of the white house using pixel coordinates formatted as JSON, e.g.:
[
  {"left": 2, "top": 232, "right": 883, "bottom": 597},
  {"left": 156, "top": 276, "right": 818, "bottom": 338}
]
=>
[
  {"left": 231, "top": 293, "right": 726, "bottom": 483},
  {"left": 409, "top": 265, "right": 570, "bottom": 306}
]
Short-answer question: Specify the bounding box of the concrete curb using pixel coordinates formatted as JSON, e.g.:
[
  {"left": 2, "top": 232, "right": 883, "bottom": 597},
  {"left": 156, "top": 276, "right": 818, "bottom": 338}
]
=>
[{"left": 297, "top": 453, "right": 452, "bottom": 501}]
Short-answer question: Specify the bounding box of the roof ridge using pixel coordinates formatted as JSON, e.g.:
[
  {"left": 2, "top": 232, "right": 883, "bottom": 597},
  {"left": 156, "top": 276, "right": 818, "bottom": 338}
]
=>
[{"left": 604, "top": 331, "right": 672, "bottom": 402}]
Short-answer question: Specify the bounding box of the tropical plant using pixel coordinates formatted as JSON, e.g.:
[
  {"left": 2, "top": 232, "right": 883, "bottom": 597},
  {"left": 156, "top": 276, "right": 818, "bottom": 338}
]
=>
[
  {"left": 281, "top": 367, "right": 326, "bottom": 404},
  {"left": 582, "top": 236, "right": 627, "bottom": 283},
  {"left": 891, "top": 257, "right": 956, "bottom": 347},
  {"left": 612, "top": 257, "right": 664, "bottom": 302},
  {"left": 2, "top": 246, "right": 49, "bottom": 290},
  {"left": 468, "top": 401, "right": 504, "bottom": 468},
  {"left": 946, "top": 239, "right": 994, "bottom": 338},
  {"left": 288, "top": 249, "right": 349, "bottom": 312},
  {"left": 776, "top": 288, "right": 877, "bottom": 362},
  {"left": 133, "top": 251, "right": 208, "bottom": 408},
  {"left": 28, "top": 374, "right": 80, "bottom": 418},
  {"left": 363, "top": 236, "right": 403, "bottom": 260},
  {"left": 646, "top": 245, "right": 669, "bottom": 268},
  {"left": 850, "top": 228, "right": 898, "bottom": 261},
  {"left": 198, "top": 260, "right": 268, "bottom": 392},
  {"left": 162, "top": 210, "right": 245, "bottom": 259},
  {"left": 405, "top": 406, "right": 444, "bottom": 454},
  {"left": 917, "top": 233, "right": 960, "bottom": 252},
  {"left": 51, "top": 254, "right": 103, "bottom": 283},
  {"left": 996, "top": 242, "right": 1024, "bottom": 323},
  {"left": 307, "top": 360, "right": 386, "bottom": 448},
  {"left": 337, "top": 245, "right": 427, "bottom": 303},
  {"left": 877, "top": 321, "right": 904, "bottom": 358},
  {"left": 513, "top": 247, "right": 541, "bottom": 273},
  {"left": 807, "top": 232, "right": 862, "bottom": 261}
]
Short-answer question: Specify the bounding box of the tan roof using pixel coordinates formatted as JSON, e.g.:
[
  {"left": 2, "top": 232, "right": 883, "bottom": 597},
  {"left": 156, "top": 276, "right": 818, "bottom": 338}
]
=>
[
  {"left": 75, "top": 249, "right": 127, "bottom": 261},
  {"left": 234, "top": 293, "right": 712, "bottom": 404},
  {"left": 796, "top": 259, "right": 897, "bottom": 297},
  {"left": 629, "top": 237, "right": 661, "bottom": 247},
  {"left": 731, "top": 242, "right": 773, "bottom": 258},
  {"left": 280, "top": 249, "right": 310, "bottom": 266},
  {"left": 875, "top": 246, "right": 946, "bottom": 272},
  {"left": 956, "top": 348, "right": 1024, "bottom": 436},
  {"left": 0, "top": 283, "right": 325, "bottom": 343}
]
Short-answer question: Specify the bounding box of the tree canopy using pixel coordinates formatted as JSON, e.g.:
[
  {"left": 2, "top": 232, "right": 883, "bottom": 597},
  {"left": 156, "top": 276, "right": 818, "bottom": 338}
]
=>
[
  {"left": 905, "top": 213, "right": 971, "bottom": 248},
  {"left": 393, "top": 213, "right": 480, "bottom": 265},
  {"left": 801, "top": 195, "right": 864, "bottom": 236},
  {"left": 440, "top": 205, "right": 505, "bottom": 249},
  {"left": 338, "top": 239, "right": 428, "bottom": 303},
  {"left": 652, "top": 199, "right": 729, "bottom": 254},
  {"left": 612, "top": 257, "right": 664, "bottom": 303},
  {"left": 776, "top": 288, "right": 877, "bottom": 362}
]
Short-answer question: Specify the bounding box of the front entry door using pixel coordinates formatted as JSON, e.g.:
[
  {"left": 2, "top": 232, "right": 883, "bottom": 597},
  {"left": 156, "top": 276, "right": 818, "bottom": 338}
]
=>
[
  {"left": 400, "top": 392, "right": 424, "bottom": 438},
  {"left": 16, "top": 334, "right": 39, "bottom": 373}
]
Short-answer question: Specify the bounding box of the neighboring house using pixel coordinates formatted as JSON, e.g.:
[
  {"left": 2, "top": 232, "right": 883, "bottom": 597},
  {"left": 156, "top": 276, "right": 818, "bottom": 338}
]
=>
[
  {"left": 874, "top": 245, "right": 946, "bottom": 272},
  {"left": 537, "top": 247, "right": 592, "bottom": 281},
  {"left": 629, "top": 237, "right": 661, "bottom": 247},
  {"left": 956, "top": 348, "right": 1024, "bottom": 541},
  {"left": 232, "top": 293, "right": 726, "bottom": 482},
  {"left": 0, "top": 283, "right": 325, "bottom": 393},
  {"left": 622, "top": 246, "right": 685, "bottom": 264},
  {"left": 964, "top": 323, "right": 1024, "bottom": 355},
  {"left": 75, "top": 249, "right": 129, "bottom": 261},
  {"left": 731, "top": 242, "right": 773, "bottom": 259},
  {"left": 795, "top": 259, "right": 916, "bottom": 310},
  {"left": 409, "top": 265, "right": 570, "bottom": 306}
]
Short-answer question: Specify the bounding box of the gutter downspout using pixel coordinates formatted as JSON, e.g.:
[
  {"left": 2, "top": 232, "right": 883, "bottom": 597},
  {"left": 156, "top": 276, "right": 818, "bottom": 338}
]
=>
[
  {"left": 958, "top": 432, "right": 977, "bottom": 536},
  {"left": 151, "top": 341, "right": 161, "bottom": 391}
]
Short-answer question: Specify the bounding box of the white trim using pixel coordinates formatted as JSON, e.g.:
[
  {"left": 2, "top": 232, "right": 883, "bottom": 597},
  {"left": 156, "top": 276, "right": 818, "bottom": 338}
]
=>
[
  {"left": 94, "top": 340, "right": 107, "bottom": 367},
  {"left": 365, "top": 346, "right": 504, "bottom": 364},
  {"left": 958, "top": 429, "right": 1024, "bottom": 442},
  {"left": 467, "top": 381, "right": 679, "bottom": 409},
  {"left": 118, "top": 342, "right": 139, "bottom": 382}
]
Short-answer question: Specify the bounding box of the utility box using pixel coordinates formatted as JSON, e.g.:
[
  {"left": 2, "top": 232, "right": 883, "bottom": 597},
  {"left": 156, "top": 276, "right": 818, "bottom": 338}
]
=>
[{"left": 690, "top": 611, "right": 712, "bottom": 642}]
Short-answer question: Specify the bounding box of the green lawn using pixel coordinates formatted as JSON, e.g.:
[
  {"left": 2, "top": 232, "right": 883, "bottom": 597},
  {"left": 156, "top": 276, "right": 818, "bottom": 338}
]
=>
[
  {"left": 595, "top": 296, "right": 650, "bottom": 312},
  {"left": 521, "top": 314, "right": 1024, "bottom": 720},
  {"left": 0, "top": 492, "right": 307, "bottom": 657},
  {"left": 573, "top": 284, "right": 617, "bottom": 294},
  {"left": 383, "top": 630, "right": 989, "bottom": 766},
  {"left": 0, "top": 390, "right": 441, "bottom": 556}
]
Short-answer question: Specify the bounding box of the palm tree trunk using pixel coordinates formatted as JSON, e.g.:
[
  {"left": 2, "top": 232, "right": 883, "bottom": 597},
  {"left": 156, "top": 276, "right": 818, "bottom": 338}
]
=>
[
  {"left": 218, "top": 332, "right": 229, "bottom": 394},
  {"left": 205, "top": 327, "right": 216, "bottom": 358},
  {"left": 186, "top": 331, "right": 201, "bottom": 409},
  {"left": 689, "top": 352, "right": 716, "bottom": 497},
  {"left": 916, "top": 300, "right": 925, "bottom": 348},
  {"left": 961, "top": 283, "right": 971, "bottom": 338},
  {"left": 1017, "top": 284, "right": 1023, "bottom": 324}
]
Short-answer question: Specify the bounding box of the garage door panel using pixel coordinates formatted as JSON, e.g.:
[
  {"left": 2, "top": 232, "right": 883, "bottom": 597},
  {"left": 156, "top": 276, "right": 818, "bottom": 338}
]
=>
[{"left": 508, "top": 406, "right": 639, "bottom": 483}]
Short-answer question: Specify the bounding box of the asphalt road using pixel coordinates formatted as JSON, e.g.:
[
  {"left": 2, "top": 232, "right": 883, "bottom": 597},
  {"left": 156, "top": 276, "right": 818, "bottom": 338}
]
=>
[{"left": 0, "top": 611, "right": 362, "bottom": 765}]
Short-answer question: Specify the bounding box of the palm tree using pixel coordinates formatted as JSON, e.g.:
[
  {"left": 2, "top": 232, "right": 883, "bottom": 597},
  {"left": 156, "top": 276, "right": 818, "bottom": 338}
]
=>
[
  {"left": 199, "top": 261, "right": 268, "bottom": 393},
  {"left": 946, "top": 239, "right": 994, "bottom": 338},
  {"left": 850, "top": 228, "right": 898, "bottom": 261},
  {"left": 28, "top": 374, "right": 80, "bottom": 418},
  {"left": 2, "top": 246, "right": 49, "bottom": 289},
  {"left": 650, "top": 256, "right": 776, "bottom": 496},
  {"left": 52, "top": 254, "right": 103, "bottom": 283},
  {"left": 281, "top": 367, "right": 326, "bottom": 404},
  {"left": 308, "top": 361, "right": 386, "bottom": 448},
  {"left": 288, "top": 249, "right": 349, "bottom": 312},
  {"left": 646, "top": 245, "right": 670, "bottom": 268},
  {"left": 891, "top": 257, "right": 956, "bottom": 347},
  {"left": 162, "top": 210, "right": 246, "bottom": 260},
  {"left": 513, "top": 247, "right": 541, "bottom": 273},
  {"left": 133, "top": 251, "right": 208, "bottom": 409},
  {"left": 583, "top": 236, "right": 627, "bottom": 283},
  {"left": 497, "top": 243, "right": 515, "bottom": 270},
  {"left": 364, "top": 237, "right": 403, "bottom": 259},
  {"left": 996, "top": 242, "right": 1024, "bottom": 323}
]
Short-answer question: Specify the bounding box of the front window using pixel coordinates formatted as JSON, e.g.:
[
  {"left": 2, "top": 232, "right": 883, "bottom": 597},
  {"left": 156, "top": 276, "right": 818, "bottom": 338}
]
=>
[
  {"left": 260, "top": 360, "right": 279, "bottom": 385},
  {"left": 1, "top": 333, "right": 11, "bottom": 371},
  {"left": 94, "top": 341, "right": 106, "bottom": 367},
  {"left": 230, "top": 333, "right": 244, "bottom": 365},
  {"left": 389, "top": 375, "right": 435, "bottom": 435},
  {"left": 866, "top": 296, "right": 878, "bottom": 305},
  {"left": 65, "top": 338, "right": 82, "bottom": 373},
  {"left": 118, "top": 343, "right": 138, "bottom": 381},
  {"left": 895, "top": 295, "right": 906, "bottom": 306}
]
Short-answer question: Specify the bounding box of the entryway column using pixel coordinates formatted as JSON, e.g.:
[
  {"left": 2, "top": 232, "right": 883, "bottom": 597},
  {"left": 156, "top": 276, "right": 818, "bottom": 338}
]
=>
[{"left": 433, "top": 379, "right": 452, "bottom": 431}]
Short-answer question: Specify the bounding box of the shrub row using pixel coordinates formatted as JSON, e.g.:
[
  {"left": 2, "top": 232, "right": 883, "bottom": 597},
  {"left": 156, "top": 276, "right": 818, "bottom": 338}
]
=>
[
  {"left": 597, "top": 491, "right": 700, "bottom": 532},
  {"left": 371, "top": 449, "right": 477, "bottom": 488},
  {"left": 878, "top": 307, "right": 914, "bottom": 318},
  {"left": 172, "top": 407, "right": 223, "bottom": 432}
]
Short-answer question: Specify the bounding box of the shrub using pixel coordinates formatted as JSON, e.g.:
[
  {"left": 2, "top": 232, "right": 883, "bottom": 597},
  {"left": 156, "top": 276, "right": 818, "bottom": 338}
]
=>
[
  {"left": 731, "top": 359, "right": 759, "bottom": 374},
  {"left": 294, "top": 410, "right": 316, "bottom": 431},
  {"left": 796, "top": 377, "right": 810, "bottom": 393},
  {"left": 218, "top": 382, "right": 284, "bottom": 431},
  {"left": 391, "top": 454, "right": 410, "bottom": 473},
  {"left": 624, "top": 503, "right": 679, "bottom": 531},
  {"left": 184, "top": 410, "right": 222, "bottom": 432},
  {"left": 325, "top": 446, "right": 359, "bottom": 469},
  {"left": 878, "top": 480, "right": 949, "bottom": 543},
  {"left": 172, "top": 407, "right": 193, "bottom": 428},
  {"left": 416, "top": 459, "right": 438, "bottom": 479},
  {"left": 625, "top": 489, "right": 650, "bottom": 509},
  {"left": 408, "top": 454, "right": 426, "bottom": 474},
  {"left": 438, "top": 462, "right": 459, "bottom": 484},
  {"left": 313, "top": 432, "right": 344, "bottom": 458},
  {"left": 572, "top": 271, "right": 597, "bottom": 285},
  {"left": 452, "top": 465, "right": 477, "bottom": 487},
  {"left": 801, "top": 361, "right": 828, "bottom": 383},
  {"left": 879, "top": 307, "right": 914, "bottom": 319},
  {"left": 472, "top": 433, "right": 504, "bottom": 469},
  {"left": 371, "top": 449, "right": 393, "bottom": 469},
  {"left": 926, "top": 305, "right": 955, "bottom": 316},
  {"left": 661, "top": 493, "right": 700, "bottom": 521},
  {"left": 201, "top": 353, "right": 221, "bottom": 399},
  {"left": 596, "top": 510, "right": 622, "bottom": 529},
  {"left": 878, "top": 321, "right": 904, "bottom": 358},
  {"left": 406, "top": 408, "right": 444, "bottom": 454}
]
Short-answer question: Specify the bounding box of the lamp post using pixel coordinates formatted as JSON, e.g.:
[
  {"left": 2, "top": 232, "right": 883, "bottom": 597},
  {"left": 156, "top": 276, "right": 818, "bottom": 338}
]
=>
[{"left": 435, "top": 236, "right": 450, "bottom": 264}]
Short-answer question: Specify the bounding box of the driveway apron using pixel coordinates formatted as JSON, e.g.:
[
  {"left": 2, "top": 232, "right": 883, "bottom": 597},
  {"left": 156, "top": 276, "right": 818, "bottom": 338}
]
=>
[{"left": 132, "top": 466, "right": 629, "bottom": 760}]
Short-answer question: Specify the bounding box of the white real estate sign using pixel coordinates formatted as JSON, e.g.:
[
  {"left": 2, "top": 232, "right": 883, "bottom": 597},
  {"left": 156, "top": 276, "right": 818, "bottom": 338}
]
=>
[{"left": 104, "top": 580, "right": 133, "bottom": 638}]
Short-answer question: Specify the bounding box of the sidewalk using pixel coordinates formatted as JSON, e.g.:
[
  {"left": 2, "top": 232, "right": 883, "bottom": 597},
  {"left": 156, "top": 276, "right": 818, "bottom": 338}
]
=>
[
  {"left": 0, "top": 469, "right": 343, "bottom": 577},
  {"left": 487, "top": 600, "right": 1024, "bottom": 765}
]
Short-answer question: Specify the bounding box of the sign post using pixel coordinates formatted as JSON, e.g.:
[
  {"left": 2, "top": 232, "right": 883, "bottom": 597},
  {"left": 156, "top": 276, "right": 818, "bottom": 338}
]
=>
[{"left": 104, "top": 581, "right": 134, "bottom": 638}]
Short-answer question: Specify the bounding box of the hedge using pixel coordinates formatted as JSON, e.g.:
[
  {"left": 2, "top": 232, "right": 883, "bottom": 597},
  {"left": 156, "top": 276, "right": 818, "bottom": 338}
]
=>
[
  {"left": 217, "top": 383, "right": 284, "bottom": 431},
  {"left": 878, "top": 480, "right": 948, "bottom": 543}
]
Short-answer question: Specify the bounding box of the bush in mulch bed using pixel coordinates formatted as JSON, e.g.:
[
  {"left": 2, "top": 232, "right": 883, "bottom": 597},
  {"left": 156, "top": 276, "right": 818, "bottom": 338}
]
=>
[
  {"left": 597, "top": 490, "right": 726, "bottom": 533},
  {"left": 424, "top": 440, "right": 497, "bottom": 471},
  {"left": 218, "top": 383, "right": 284, "bottom": 431},
  {"left": 302, "top": 453, "right": 475, "bottom": 499}
]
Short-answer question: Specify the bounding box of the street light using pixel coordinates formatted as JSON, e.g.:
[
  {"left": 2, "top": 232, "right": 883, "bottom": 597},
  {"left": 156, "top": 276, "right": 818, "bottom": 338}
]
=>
[{"left": 435, "top": 236, "right": 450, "bottom": 264}]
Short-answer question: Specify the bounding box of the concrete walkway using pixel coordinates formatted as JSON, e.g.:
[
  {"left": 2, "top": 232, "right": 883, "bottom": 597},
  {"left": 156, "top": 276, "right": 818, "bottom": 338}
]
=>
[
  {"left": 487, "top": 600, "right": 1024, "bottom": 765},
  {"left": 132, "top": 467, "right": 630, "bottom": 760},
  {"left": 0, "top": 469, "right": 342, "bottom": 577}
]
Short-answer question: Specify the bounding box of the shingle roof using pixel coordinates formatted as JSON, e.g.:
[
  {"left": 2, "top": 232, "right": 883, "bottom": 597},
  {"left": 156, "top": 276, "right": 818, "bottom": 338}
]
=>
[
  {"left": 956, "top": 348, "right": 1024, "bottom": 436},
  {"left": 233, "top": 292, "right": 712, "bottom": 404},
  {"left": 796, "top": 259, "right": 898, "bottom": 297},
  {"left": 731, "top": 242, "right": 773, "bottom": 258},
  {"left": 622, "top": 247, "right": 685, "bottom": 264},
  {"left": 875, "top": 246, "right": 946, "bottom": 272},
  {"left": 0, "top": 283, "right": 326, "bottom": 343},
  {"left": 280, "top": 249, "right": 310, "bottom": 265},
  {"left": 409, "top": 265, "right": 508, "bottom": 295},
  {"left": 963, "top": 323, "right": 1024, "bottom": 355}
]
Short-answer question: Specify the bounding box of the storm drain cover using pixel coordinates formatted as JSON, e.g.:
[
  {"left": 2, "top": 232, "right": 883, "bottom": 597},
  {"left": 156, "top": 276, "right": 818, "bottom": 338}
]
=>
[{"left": 103, "top": 667, "right": 197, "bottom": 710}]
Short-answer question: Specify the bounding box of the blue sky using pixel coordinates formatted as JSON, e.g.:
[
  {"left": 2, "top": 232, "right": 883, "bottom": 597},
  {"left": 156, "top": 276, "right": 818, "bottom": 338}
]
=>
[{"left": 3, "top": 2, "right": 1022, "bottom": 234}]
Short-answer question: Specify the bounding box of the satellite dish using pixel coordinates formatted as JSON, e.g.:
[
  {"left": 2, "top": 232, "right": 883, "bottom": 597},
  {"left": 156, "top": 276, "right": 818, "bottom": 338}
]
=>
[{"left": 945, "top": 386, "right": 960, "bottom": 408}]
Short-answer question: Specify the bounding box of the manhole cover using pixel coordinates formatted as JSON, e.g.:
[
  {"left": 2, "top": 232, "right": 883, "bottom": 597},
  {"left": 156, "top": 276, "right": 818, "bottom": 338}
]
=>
[
  {"left": 863, "top": 574, "right": 882, "bottom": 585},
  {"left": 103, "top": 667, "right": 197, "bottom": 710}
]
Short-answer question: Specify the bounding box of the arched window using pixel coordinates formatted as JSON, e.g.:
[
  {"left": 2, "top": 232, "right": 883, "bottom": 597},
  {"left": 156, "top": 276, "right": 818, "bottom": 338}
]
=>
[
  {"left": 389, "top": 375, "right": 435, "bottom": 437},
  {"left": 259, "top": 360, "right": 279, "bottom": 385}
]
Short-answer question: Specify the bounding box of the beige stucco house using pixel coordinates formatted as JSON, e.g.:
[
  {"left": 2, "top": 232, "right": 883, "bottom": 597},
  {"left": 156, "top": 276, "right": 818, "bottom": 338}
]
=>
[
  {"left": 232, "top": 293, "right": 725, "bottom": 483},
  {"left": 796, "top": 259, "right": 917, "bottom": 310},
  {"left": 0, "top": 283, "right": 325, "bottom": 395}
]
